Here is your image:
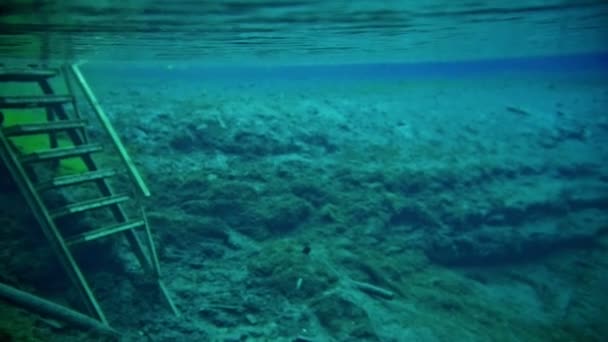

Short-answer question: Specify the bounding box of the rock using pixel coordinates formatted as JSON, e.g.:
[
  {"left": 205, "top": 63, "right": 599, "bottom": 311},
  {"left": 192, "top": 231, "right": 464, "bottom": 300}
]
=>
[
  {"left": 259, "top": 195, "right": 313, "bottom": 233},
  {"left": 426, "top": 215, "right": 607, "bottom": 266},
  {"left": 310, "top": 293, "right": 379, "bottom": 341},
  {"left": 245, "top": 313, "right": 257, "bottom": 324},
  {"left": 198, "top": 308, "right": 240, "bottom": 328},
  {"left": 169, "top": 133, "right": 196, "bottom": 152},
  {"left": 247, "top": 239, "right": 338, "bottom": 299},
  {"left": 223, "top": 131, "right": 300, "bottom": 156}
]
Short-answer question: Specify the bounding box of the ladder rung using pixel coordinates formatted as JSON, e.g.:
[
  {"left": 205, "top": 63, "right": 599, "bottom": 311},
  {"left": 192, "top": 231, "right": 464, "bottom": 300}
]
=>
[
  {"left": 0, "top": 68, "right": 58, "bottom": 82},
  {"left": 50, "top": 194, "right": 130, "bottom": 218},
  {"left": 65, "top": 220, "right": 145, "bottom": 246},
  {"left": 2, "top": 119, "right": 88, "bottom": 137},
  {"left": 36, "top": 169, "right": 117, "bottom": 191},
  {"left": 20, "top": 144, "right": 102, "bottom": 163},
  {"left": 0, "top": 95, "right": 73, "bottom": 108}
]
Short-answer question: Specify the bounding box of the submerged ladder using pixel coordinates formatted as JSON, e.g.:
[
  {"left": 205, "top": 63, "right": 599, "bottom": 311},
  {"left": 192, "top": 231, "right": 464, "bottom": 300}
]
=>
[{"left": 0, "top": 64, "right": 179, "bottom": 330}]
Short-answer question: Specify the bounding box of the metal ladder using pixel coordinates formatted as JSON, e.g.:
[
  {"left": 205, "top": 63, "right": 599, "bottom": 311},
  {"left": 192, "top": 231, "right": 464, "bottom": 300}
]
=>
[{"left": 0, "top": 64, "right": 179, "bottom": 328}]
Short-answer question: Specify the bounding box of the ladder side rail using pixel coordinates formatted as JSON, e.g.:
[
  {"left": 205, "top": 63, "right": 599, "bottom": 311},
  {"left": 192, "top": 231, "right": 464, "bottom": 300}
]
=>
[
  {"left": 0, "top": 282, "right": 118, "bottom": 336},
  {"left": 68, "top": 64, "right": 151, "bottom": 198},
  {"left": 140, "top": 204, "right": 180, "bottom": 316},
  {"left": 139, "top": 205, "right": 161, "bottom": 277}
]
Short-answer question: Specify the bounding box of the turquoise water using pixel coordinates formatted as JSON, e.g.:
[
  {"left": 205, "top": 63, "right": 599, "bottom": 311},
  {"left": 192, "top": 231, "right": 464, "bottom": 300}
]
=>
[{"left": 1, "top": 1, "right": 608, "bottom": 341}]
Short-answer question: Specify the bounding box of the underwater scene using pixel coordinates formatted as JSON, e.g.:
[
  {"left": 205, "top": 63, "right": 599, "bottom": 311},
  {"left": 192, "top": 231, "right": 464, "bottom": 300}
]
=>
[{"left": 1, "top": 1, "right": 608, "bottom": 341}]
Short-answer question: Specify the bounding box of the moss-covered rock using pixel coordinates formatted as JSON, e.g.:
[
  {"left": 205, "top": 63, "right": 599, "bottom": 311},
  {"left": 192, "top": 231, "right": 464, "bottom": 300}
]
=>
[
  {"left": 0, "top": 306, "right": 37, "bottom": 342},
  {"left": 310, "top": 293, "right": 379, "bottom": 341},
  {"left": 148, "top": 212, "right": 230, "bottom": 246},
  {"left": 247, "top": 239, "right": 338, "bottom": 300},
  {"left": 257, "top": 194, "right": 313, "bottom": 234},
  {"left": 318, "top": 203, "right": 346, "bottom": 223}
]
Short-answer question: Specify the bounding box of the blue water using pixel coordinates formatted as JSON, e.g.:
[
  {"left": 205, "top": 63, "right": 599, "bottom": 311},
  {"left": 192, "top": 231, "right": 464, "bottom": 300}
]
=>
[{"left": 83, "top": 52, "right": 608, "bottom": 83}]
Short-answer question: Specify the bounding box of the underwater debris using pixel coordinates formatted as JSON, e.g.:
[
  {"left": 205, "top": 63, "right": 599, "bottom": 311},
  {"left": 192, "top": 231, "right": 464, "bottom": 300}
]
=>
[{"left": 350, "top": 280, "right": 395, "bottom": 300}]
